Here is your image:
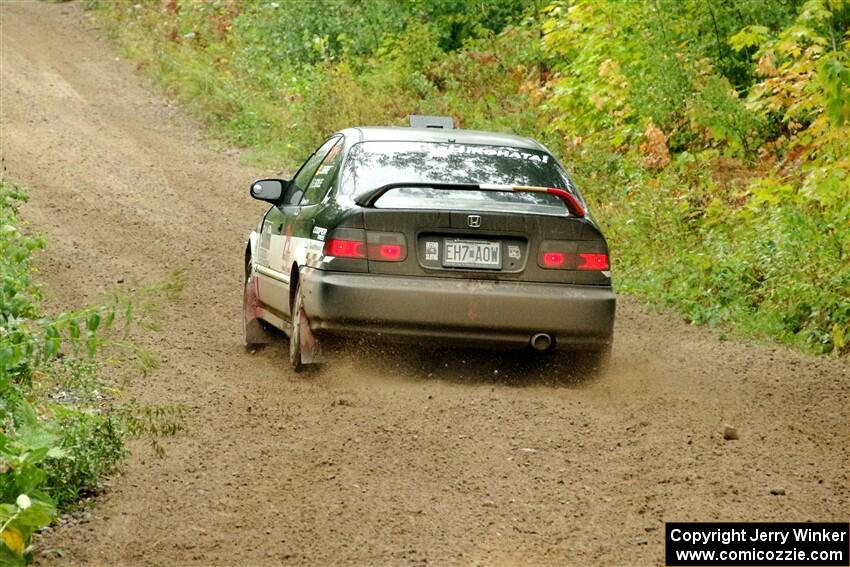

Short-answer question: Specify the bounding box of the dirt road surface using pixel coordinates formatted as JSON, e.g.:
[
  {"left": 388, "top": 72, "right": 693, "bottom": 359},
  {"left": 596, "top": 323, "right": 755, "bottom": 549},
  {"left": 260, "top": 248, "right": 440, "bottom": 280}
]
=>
[{"left": 1, "top": 3, "right": 848, "bottom": 566}]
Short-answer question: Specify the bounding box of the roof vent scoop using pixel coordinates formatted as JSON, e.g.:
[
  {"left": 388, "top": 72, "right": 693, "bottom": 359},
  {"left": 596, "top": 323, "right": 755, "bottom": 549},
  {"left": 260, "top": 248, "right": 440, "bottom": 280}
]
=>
[{"left": 408, "top": 115, "right": 454, "bottom": 129}]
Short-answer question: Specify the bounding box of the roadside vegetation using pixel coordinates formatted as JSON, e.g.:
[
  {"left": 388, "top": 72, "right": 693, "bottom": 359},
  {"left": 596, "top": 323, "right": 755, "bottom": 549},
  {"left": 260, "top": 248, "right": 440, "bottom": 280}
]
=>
[
  {"left": 0, "top": 180, "right": 184, "bottom": 565},
  {"left": 97, "top": 0, "right": 849, "bottom": 356}
]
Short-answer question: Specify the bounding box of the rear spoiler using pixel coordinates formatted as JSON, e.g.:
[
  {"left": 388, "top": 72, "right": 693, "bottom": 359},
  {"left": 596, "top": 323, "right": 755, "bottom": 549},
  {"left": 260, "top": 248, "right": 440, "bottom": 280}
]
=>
[{"left": 354, "top": 182, "right": 586, "bottom": 218}]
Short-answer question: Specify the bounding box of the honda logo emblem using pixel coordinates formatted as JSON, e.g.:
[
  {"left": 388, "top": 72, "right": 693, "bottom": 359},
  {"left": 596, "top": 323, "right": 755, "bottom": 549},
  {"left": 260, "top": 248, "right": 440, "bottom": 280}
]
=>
[{"left": 467, "top": 215, "right": 481, "bottom": 228}]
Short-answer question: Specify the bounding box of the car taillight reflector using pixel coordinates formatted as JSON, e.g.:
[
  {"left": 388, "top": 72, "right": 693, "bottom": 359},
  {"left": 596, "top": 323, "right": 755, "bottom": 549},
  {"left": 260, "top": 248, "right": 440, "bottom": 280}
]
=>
[
  {"left": 324, "top": 239, "right": 366, "bottom": 259},
  {"left": 365, "top": 232, "right": 407, "bottom": 262},
  {"left": 577, "top": 253, "right": 609, "bottom": 270},
  {"left": 542, "top": 252, "right": 565, "bottom": 267}
]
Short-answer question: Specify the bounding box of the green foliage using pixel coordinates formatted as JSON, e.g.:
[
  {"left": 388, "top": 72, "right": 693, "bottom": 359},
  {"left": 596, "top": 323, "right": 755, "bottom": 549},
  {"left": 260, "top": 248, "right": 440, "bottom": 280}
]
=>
[
  {"left": 96, "top": 0, "right": 849, "bottom": 356},
  {"left": 820, "top": 52, "right": 850, "bottom": 125},
  {"left": 0, "top": 188, "right": 44, "bottom": 324},
  {"left": 41, "top": 409, "right": 125, "bottom": 512},
  {"left": 689, "top": 75, "right": 765, "bottom": 155},
  {"left": 539, "top": 0, "right": 849, "bottom": 355},
  {"left": 96, "top": 0, "right": 544, "bottom": 166},
  {"left": 0, "top": 402, "right": 62, "bottom": 566}
]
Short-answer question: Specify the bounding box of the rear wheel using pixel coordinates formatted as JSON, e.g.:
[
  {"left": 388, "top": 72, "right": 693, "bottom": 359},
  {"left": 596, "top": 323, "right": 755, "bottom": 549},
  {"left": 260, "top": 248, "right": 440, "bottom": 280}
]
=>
[{"left": 289, "top": 282, "right": 305, "bottom": 371}]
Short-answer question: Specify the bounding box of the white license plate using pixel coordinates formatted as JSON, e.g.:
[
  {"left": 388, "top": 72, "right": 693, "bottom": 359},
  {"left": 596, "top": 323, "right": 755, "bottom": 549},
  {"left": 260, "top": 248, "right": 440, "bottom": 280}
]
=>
[{"left": 442, "top": 239, "right": 501, "bottom": 269}]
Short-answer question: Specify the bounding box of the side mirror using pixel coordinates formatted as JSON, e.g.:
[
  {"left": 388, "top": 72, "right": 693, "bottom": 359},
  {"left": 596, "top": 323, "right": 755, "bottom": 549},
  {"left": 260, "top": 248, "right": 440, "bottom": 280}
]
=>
[{"left": 250, "top": 179, "right": 287, "bottom": 203}]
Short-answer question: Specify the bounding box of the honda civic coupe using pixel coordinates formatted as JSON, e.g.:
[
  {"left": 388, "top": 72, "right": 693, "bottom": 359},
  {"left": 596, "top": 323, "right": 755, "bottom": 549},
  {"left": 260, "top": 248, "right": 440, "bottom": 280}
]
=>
[{"left": 243, "top": 117, "right": 615, "bottom": 374}]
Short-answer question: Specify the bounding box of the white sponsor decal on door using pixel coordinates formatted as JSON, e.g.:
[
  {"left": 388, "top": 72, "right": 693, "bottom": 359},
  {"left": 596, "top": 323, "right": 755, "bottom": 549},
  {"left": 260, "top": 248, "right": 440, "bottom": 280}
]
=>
[{"left": 312, "top": 226, "right": 327, "bottom": 241}]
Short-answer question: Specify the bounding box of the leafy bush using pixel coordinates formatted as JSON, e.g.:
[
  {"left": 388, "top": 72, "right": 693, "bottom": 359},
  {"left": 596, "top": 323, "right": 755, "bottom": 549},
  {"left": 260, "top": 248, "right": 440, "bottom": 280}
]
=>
[
  {"left": 0, "top": 180, "right": 185, "bottom": 564},
  {"left": 0, "top": 403, "right": 62, "bottom": 566}
]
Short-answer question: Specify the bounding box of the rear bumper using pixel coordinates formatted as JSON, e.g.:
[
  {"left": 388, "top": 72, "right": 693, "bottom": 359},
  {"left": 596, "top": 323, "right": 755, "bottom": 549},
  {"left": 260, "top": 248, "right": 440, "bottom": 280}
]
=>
[{"left": 300, "top": 268, "right": 615, "bottom": 349}]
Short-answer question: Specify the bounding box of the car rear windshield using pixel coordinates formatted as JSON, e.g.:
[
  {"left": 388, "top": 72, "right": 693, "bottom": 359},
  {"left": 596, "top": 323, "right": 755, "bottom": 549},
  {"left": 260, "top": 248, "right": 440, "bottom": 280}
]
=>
[{"left": 339, "top": 141, "right": 571, "bottom": 215}]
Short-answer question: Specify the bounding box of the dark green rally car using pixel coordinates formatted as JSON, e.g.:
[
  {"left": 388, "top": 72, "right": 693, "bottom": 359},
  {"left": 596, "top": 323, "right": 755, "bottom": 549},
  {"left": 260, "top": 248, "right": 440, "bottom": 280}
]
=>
[{"left": 243, "top": 118, "right": 615, "bottom": 372}]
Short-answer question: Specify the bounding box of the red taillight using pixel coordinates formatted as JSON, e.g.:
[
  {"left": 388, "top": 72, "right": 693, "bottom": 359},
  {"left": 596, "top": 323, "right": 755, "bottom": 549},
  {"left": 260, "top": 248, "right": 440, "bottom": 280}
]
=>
[
  {"left": 326, "top": 233, "right": 406, "bottom": 262},
  {"left": 542, "top": 252, "right": 565, "bottom": 268},
  {"left": 323, "top": 239, "right": 366, "bottom": 259},
  {"left": 577, "top": 253, "right": 609, "bottom": 270},
  {"left": 366, "top": 243, "right": 406, "bottom": 262},
  {"left": 369, "top": 244, "right": 404, "bottom": 262},
  {"left": 539, "top": 249, "right": 609, "bottom": 270},
  {"left": 366, "top": 232, "right": 407, "bottom": 262}
]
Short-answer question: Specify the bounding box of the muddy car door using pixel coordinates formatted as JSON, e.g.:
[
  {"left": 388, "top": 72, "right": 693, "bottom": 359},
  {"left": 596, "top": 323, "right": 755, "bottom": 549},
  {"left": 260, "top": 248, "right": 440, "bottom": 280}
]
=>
[
  {"left": 289, "top": 136, "right": 344, "bottom": 264},
  {"left": 258, "top": 137, "right": 341, "bottom": 316}
]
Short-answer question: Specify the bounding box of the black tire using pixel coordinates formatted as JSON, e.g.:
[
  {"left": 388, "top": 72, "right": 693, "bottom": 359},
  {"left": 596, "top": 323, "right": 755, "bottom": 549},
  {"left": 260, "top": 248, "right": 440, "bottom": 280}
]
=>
[{"left": 289, "top": 281, "right": 305, "bottom": 372}]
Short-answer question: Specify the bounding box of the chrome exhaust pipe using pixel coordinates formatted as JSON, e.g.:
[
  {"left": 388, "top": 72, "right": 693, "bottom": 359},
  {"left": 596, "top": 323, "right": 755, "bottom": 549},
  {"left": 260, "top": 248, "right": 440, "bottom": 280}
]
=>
[{"left": 530, "top": 333, "right": 553, "bottom": 351}]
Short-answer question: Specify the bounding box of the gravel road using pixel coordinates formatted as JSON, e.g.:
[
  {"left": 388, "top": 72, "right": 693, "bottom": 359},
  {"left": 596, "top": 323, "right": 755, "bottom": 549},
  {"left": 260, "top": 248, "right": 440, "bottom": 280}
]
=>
[{"left": 1, "top": 3, "right": 847, "bottom": 566}]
